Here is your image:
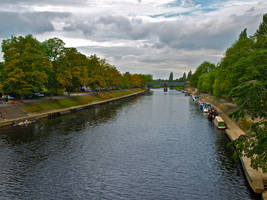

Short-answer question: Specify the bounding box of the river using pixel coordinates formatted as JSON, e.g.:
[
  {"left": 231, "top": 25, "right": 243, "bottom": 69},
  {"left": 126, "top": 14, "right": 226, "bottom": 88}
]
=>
[{"left": 0, "top": 89, "right": 260, "bottom": 200}]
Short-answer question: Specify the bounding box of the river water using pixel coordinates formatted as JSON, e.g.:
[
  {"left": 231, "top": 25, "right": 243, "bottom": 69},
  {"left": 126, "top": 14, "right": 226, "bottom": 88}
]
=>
[{"left": 0, "top": 89, "right": 260, "bottom": 200}]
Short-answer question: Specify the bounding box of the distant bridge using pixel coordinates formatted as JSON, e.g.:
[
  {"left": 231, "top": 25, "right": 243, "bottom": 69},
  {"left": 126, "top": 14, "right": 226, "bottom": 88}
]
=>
[{"left": 147, "top": 81, "right": 185, "bottom": 88}]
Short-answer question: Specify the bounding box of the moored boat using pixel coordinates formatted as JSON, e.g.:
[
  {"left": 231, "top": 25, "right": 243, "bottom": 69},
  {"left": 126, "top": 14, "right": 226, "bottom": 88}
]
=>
[
  {"left": 13, "top": 119, "right": 35, "bottom": 127},
  {"left": 214, "top": 116, "right": 226, "bottom": 130},
  {"left": 207, "top": 109, "right": 218, "bottom": 121}
]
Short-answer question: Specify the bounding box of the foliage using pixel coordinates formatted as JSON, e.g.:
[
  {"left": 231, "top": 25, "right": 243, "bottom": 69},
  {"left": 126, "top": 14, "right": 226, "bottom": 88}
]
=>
[
  {"left": 0, "top": 62, "right": 4, "bottom": 94},
  {"left": 239, "top": 28, "right": 248, "bottom": 39},
  {"left": 1, "top": 35, "right": 52, "bottom": 97},
  {"left": 229, "top": 80, "right": 267, "bottom": 172},
  {"left": 256, "top": 13, "right": 267, "bottom": 35},
  {"left": 189, "top": 61, "right": 215, "bottom": 88},
  {"left": 229, "top": 81, "right": 267, "bottom": 120},
  {"left": 187, "top": 70, "right": 192, "bottom": 80},
  {"left": 169, "top": 72, "right": 173, "bottom": 82},
  {"left": 41, "top": 38, "right": 66, "bottom": 94}
]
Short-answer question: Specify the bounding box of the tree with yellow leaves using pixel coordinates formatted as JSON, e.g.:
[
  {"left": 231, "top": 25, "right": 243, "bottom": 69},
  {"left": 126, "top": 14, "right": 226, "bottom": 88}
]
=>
[{"left": 1, "top": 35, "right": 52, "bottom": 98}]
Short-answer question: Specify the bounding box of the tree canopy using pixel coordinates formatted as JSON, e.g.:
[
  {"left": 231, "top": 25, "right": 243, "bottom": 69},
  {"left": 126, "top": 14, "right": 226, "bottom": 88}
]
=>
[{"left": 169, "top": 72, "right": 174, "bottom": 82}]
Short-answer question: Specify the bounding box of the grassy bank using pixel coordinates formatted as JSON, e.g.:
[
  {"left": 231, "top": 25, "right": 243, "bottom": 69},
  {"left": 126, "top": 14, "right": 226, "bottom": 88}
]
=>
[{"left": 22, "top": 89, "right": 143, "bottom": 114}]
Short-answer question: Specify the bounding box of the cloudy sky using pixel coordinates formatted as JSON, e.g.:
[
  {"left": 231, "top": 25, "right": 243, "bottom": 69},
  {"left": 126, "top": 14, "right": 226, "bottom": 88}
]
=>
[{"left": 0, "top": 0, "right": 266, "bottom": 78}]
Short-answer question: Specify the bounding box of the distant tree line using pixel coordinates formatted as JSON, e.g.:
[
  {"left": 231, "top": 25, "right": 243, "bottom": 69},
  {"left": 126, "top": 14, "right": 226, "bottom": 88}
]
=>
[
  {"left": 189, "top": 14, "right": 267, "bottom": 172},
  {"left": 0, "top": 35, "right": 153, "bottom": 98},
  {"left": 164, "top": 71, "right": 192, "bottom": 82}
]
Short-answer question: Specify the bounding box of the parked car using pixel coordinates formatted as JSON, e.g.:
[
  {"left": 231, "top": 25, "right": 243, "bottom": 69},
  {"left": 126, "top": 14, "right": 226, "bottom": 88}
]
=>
[
  {"left": 2, "top": 95, "right": 15, "bottom": 100},
  {"left": 34, "top": 93, "right": 45, "bottom": 97}
]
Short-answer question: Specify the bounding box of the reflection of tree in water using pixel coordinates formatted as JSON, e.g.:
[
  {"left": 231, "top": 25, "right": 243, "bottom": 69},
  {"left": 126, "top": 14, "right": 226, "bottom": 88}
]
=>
[{"left": 0, "top": 96, "right": 141, "bottom": 145}]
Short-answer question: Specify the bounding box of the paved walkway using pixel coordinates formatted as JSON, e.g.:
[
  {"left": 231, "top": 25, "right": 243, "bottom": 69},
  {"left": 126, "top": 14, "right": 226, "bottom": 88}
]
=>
[{"left": 0, "top": 104, "right": 28, "bottom": 121}]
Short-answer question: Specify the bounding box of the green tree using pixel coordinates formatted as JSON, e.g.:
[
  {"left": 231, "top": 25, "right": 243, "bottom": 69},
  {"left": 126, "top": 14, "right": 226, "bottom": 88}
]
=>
[
  {"left": 182, "top": 72, "right": 187, "bottom": 81},
  {"left": 169, "top": 72, "right": 173, "bottom": 82},
  {"left": 189, "top": 61, "right": 215, "bottom": 88},
  {"left": 187, "top": 70, "right": 192, "bottom": 80},
  {"left": 213, "top": 33, "right": 254, "bottom": 97},
  {"left": 254, "top": 13, "right": 267, "bottom": 50},
  {"left": 42, "top": 38, "right": 66, "bottom": 94},
  {"left": 256, "top": 13, "right": 267, "bottom": 35},
  {"left": 239, "top": 28, "right": 248, "bottom": 39},
  {"left": 229, "top": 81, "right": 267, "bottom": 172},
  {"left": 197, "top": 71, "right": 215, "bottom": 93}
]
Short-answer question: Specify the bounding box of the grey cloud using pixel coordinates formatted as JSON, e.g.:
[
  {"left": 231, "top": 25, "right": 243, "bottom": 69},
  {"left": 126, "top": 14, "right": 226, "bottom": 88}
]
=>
[
  {"left": 64, "top": 9, "right": 262, "bottom": 51},
  {"left": 156, "top": 11, "right": 263, "bottom": 50},
  {"left": 0, "top": 11, "right": 71, "bottom": 37},
  {"left": 64, "top": 16, "right": 153, "bottom": 40}
]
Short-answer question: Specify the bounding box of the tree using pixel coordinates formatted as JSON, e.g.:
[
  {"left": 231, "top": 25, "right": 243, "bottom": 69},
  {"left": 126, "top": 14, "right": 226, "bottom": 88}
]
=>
[
  {"left": 1, "top": 35, "right": 52, "bottom": 97},
  {"left": 182, "top": 72, "right": 187, "bottom": 81},
  {"left": 229, "top": 80, "right": 267, "bottom": 172},
  {"left": 0, "top": 62, "right": 4, "bottom": 95},
  {"left": 189, "top": 61, "right": 215, "bottom": 88},
  {"left": 197, "top": 71, "right": 215, "bottom": 93},
  {"left": 42, "top": 38, "right": 65, "bottom": 62},
  {"left": 142, "top": 74, "right": 153, "bottom": 83},
  {"left": 213, "top": 33, "right": 254, "bottom": 97},
  {"left": 87, "top": 55, "right": 108, "bottom": 90},
  {"left": 42, "top": 38, "right": 66, "bottom": 94},
  {"left": 55, "top": 47, "right": 89, "bottom": 93},
  {"left": 187, "top": 70, "right": 192, "bottom": 80},
  {"left": 120, "top": 72, "right": 132, "bottom": 89},
  {"left": 256, "top": 13, "right": 267, "bottom": 35},
  {"left": 169, "top": 72, "right": 173, "bottom": 82},
  {"left": 254, "top": 13, "right": 267, "bottom": 50},
  {"left": 239, "top": 28, "right": 248, "bottom": 40}
]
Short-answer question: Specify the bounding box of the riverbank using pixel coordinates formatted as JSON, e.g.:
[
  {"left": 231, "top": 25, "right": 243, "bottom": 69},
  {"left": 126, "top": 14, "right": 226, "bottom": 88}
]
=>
[
  {"left": 186, "top": 87, "right": 267, "bottom": 198},
  {"left": 0, "top": 89, "right": 147, "bottom": 128}
]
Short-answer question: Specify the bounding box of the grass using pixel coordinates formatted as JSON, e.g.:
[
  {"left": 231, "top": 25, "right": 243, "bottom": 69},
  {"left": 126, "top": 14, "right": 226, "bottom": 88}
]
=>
[
  {"left": 174, "top": 86, "right": 184, "bottom": 90},
  {"left": 22, "top": 89, "right": 143, "bottom": 113}
]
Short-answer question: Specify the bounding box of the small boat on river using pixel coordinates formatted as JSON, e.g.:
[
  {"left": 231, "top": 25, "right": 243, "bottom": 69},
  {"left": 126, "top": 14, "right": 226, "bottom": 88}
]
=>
[
  {"left": 192, "top": 95, "right": 199, "bottom": 103},
  {"left": 214, "top": 116, "right": 226, "bottom": 130},
  {"left": 13, "top": 119, "right": 35, "bottom": 127},
  {"left": 207, "top": 109, "right": 218, "bottom": 121}
]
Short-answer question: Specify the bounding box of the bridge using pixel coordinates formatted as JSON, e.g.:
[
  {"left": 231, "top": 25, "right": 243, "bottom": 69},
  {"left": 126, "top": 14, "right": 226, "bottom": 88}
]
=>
[{"left": 147, "top": 81, "right": 185, "bottom": 88}]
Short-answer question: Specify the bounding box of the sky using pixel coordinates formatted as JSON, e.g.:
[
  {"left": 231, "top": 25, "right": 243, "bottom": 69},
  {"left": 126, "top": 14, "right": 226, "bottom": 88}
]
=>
[{"left": 0, "top": 0, "right": 266, "bottom": 79}]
